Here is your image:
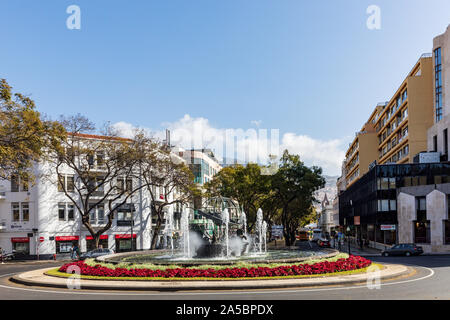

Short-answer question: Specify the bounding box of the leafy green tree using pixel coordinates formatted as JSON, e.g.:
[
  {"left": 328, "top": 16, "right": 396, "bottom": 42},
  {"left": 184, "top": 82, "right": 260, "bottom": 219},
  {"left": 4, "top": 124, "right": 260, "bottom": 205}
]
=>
[
  {"left": 0, "top": 79, "right": 65, "bottom": 181},
  {"left": 271, "top": 150, "right": 325, "bottom": 246},
  {"left": 204, "top": 163, "right": 270, "bottom": 232}
]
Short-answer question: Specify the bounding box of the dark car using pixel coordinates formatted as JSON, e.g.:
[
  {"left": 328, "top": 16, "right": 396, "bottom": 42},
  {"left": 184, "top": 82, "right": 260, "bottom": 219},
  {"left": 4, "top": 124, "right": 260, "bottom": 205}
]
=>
[
  {"left": 317, "top": 238, "right": 331, "bottom": 248},
  {"left": 79, "top": 248, "right": 114, "bottom": 260},
  {"left": 382, "top": 244, "right": 423, "bottom": 257}
]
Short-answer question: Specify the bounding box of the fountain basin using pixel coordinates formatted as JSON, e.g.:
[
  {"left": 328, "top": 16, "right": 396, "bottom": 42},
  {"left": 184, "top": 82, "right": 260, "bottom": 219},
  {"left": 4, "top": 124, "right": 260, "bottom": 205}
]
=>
[{"left": 97, "top": 248, "right": 338, "bottom": 267}]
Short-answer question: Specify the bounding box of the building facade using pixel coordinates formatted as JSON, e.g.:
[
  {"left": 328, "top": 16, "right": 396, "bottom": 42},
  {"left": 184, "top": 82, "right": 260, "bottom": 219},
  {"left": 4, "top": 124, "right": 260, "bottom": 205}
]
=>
[
  {"left": 427, "top": 25, "right": 450, "bottom": 161},
  {"left": 342, "top": 54, "right": 434, "bottom": 189},
  {"left": 0, "top": 134, "right": 186, "bottom": 258},
  {"left": 339, "top": 163, "right": 450, "bottom": 252}
]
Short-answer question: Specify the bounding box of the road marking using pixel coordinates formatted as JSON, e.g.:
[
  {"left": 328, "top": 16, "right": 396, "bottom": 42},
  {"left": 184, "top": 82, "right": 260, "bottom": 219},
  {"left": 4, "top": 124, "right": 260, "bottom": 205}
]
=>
[{"left": 0, "top": 266, "right": 435, "bottom": 297}]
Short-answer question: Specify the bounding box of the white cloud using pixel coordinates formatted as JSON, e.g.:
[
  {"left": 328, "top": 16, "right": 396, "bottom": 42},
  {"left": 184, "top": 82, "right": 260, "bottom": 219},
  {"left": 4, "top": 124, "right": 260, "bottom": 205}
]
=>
[{"left": 111, "top": 114, "right": 347, "bottom": 176}]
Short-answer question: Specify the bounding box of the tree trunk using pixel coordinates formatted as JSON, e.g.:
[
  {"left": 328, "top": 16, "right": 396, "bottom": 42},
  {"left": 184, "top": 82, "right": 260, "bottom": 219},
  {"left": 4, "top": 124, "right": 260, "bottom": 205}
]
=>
[
  {"left": 94, "top": 234, "right": 100, "bottom": 249},
  {"left": 150, "top": 213, "right": 163, "bottom": 249}
]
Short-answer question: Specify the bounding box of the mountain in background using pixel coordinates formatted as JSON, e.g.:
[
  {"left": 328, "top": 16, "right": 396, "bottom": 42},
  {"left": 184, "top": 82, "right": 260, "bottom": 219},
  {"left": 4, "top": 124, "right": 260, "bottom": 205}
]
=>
[{"left": 313, "top": 175, "right": 338, "bottom": 211}]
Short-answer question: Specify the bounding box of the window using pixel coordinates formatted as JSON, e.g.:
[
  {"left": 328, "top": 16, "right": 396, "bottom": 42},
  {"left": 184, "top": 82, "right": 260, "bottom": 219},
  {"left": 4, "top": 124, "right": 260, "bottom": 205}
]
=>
[
  {"left": 416, "top": 197, "right": 426, "bottom": 211},
  {"left": 12, "top": 202, "right": 29, "bottom": 221},
  {"left": 58, "top": 203, "right": 76, "bottom": 221},
  {"left": 67, "top": 176, "right": 75, "bottom": 192},
  {"left": 433, "top": 135, "right": 438, "bottom": 152},
  {"left": 12, "top": 203, "right": 20, "bottom": 221},
  {"left": 435, "top": 47, "right": 443, "bottom": 122},
  {"left": 58, "top": 203, "right": 66, "bottom": 221},
  {"left": 377, "top": 177, "right": 395, "bottom": 190},
  {"left": 89, "top": 203, "right": 105, "bottom": 224},
  {"left": 126, "top": 179, "right": 133, "bottom": 192},
  {"left": 68, "top": 204, "right": 75, "bottom": 220},
  {"left": 402, "top": 108, "right": 408, "bottom": 120},
  {"left": 11, "top": 175, "right": 28, "bottom": 192},
  {"left": 402, "top": 89, "right": 407, "bottom": 102},
  {"left": 117, "top": 179, "right": 125, "bottom": 192},
  {"left": 21, "top": 203, "right": 29, "bottom": 221},
  {"left": 444, "top": 129, "right": 448, "bottom": 155},
  {"left": 390, "top": 200, "right": 397, "bottom": 211},
  {"left": 96, "top": 151, "right": 105, "bottom": 168},
  {"left": 377, "top": 199, "right": 390, "bottom": 212},
  {"left": 403, "top": 145, "right": 409, "bottom": 156},
  {"left": 58, "top": 175, "right": 75, "bottom": 192}
]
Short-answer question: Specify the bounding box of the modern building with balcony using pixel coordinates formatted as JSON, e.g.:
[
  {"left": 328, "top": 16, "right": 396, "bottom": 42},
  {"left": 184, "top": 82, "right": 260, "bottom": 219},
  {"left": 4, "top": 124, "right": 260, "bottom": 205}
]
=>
[
  {"left": 344, "top": 106, "right": 381, "bottom": 188},
  {"left": 375, "top": 54, "right": 434, "bottom": 166}
]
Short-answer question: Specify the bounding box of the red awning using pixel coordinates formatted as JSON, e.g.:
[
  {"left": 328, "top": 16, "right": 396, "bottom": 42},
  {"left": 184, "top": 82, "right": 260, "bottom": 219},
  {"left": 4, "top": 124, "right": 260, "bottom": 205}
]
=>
[
  {"left": 11, "top": 237, "right": 29, "bottom": 243},
  {"left": 115, "top": 234, "right": 137, "bottom": 239},
  {"left": 55, "top": 236, "right": 79, "bottom": 241},
  {"left": 86, "top": 235, "right": 109, "bottom": 240}
]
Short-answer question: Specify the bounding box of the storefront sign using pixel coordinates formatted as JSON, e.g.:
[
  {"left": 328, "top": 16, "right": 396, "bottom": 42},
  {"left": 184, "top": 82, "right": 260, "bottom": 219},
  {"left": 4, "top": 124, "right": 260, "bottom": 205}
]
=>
[
  {"left": 55, "top": 236, "right": 80, "bottom": 241},
  {"left": 115, "top": 234, "right": 137, "bottom": 239},
  {"left": 11, "top": 237, "right": 30, "bottom": 243},
  {"left": 86, "top": 235, "right": 109, "bottom": 240},
  {"left": 381, "top": 225, "right": 396, "bottom": 231}
]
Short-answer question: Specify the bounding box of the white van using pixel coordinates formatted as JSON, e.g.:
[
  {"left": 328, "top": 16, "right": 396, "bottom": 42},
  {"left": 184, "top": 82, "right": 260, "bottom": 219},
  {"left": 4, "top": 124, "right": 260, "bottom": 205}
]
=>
[{"left": 312, "top": 229, "right": 323, "bottom": 242}]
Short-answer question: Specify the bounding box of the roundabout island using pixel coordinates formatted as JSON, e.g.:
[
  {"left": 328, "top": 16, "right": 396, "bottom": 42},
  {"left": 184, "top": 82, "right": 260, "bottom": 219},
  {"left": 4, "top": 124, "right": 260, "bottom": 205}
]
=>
[{"left": 9, "top": 201, "right": 410, "bottom": 291}]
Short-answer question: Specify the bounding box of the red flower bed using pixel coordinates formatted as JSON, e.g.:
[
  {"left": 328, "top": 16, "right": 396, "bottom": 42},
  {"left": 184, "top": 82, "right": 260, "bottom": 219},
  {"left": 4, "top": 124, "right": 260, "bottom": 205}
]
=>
[{"left": 58, "top": 255, "right": 371, "bottom": 279}]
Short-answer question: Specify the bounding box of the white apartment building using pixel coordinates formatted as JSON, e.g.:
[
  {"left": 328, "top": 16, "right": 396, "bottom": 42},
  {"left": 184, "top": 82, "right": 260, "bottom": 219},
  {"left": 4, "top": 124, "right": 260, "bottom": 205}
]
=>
[{"left": 0, "top": 134, "right": 186, "bottom": 258}]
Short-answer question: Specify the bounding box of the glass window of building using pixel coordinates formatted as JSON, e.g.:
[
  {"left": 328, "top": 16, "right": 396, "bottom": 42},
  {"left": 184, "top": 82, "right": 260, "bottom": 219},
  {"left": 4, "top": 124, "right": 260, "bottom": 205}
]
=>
[
  {"left": 435, "top": 47, "right": 443, "bottom": 122},
  {"left": 444, "top": 129, "right": 448, "bottom": 155},
  {"left": 12, "top": 203, "right": 20, "bottom": 221},
  {"left": 21, "top": 203, "right": 29, "bottom": 221},
  {"left": 68, "top": 204, "right": 75, "bottom": 220},
  {"left": 58, "top": 203, "right": 66, "bottom": 221},
  {"left": 67, "top": 176, "right": 75, "bottom": 192}
]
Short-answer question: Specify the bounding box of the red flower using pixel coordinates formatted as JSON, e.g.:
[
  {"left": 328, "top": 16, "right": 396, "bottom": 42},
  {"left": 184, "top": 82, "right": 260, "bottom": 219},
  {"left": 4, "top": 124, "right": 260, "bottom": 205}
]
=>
[{"left": 58, "top": 255, "right": 372, "bottom": 279}]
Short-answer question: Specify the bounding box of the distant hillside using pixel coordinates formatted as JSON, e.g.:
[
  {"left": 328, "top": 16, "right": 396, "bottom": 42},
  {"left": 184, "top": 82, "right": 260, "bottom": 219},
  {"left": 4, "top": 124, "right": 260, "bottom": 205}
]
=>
[{"left": 313, "top": 175, "right": 338, "bottom": 211}]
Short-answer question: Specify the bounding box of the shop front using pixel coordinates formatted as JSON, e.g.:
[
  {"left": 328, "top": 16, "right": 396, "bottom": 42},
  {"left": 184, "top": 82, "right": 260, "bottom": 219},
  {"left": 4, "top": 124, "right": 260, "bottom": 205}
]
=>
[
  {"left": 11, "top": 237, "right": 30, "bottom": 255},
  {"left": 86, "top": 235, "right": 109, "bottom": 251},
  {"left": 115, "top": 234, "right": 136, "bottom": 252},
  {"left": 55, "top": 236, "right": 79, "bottom": 254}
]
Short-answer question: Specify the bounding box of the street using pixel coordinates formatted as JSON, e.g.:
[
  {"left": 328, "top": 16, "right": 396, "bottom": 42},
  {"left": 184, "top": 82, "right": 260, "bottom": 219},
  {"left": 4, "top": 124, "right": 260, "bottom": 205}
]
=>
[{"left": 0, "top": 255, "right": 448, "bottom": 300}]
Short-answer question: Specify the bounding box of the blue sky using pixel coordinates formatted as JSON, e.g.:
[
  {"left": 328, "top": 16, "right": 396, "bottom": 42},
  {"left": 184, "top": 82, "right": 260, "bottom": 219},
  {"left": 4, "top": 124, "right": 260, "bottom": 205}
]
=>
[{"left": 1, "top": 1, "right": 450, "bottom": 175}]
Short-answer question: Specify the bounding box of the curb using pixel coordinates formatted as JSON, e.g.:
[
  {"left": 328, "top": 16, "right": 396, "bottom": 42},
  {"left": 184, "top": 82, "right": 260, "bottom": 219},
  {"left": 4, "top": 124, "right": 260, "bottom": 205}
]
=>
[{"left": 10, "top": 264, "right": 411, "bottom": 291}]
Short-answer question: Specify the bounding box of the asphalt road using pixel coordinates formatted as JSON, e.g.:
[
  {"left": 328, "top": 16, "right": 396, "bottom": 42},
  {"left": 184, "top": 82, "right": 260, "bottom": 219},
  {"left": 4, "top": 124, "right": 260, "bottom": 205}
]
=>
[{"left": 0, "top": 255, "right": 449, "bottom": 300}]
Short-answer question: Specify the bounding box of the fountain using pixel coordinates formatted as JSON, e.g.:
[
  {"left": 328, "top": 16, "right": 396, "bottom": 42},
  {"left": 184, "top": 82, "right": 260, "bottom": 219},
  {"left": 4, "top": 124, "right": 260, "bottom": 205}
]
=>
[
  {"left": 110, "top": 197, "right": 334, "bottom": 267},
  {"left": 163, "top": 210, "right": 174, "bottom": 255},
  {"left": 180, "top": 208, "right": 190, "bottom": 258},
  {"left": 256, "top": 208, "right": 263, "bottom": 253}
]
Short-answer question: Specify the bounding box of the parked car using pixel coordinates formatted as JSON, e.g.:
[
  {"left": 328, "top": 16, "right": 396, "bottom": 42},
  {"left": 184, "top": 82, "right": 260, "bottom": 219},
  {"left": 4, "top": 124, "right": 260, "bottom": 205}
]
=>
[
  {"left": 382, "top": 244, "right": 423, "bottom": 257},
  {"left": 2, "top": 250, "right": 29, "bottom": 261},
  {"left": 79, "top": 248, "right": 114, "bottom": 260},
  {"left": 317, "top": 238, "right": 331, "bottom": 248}
]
